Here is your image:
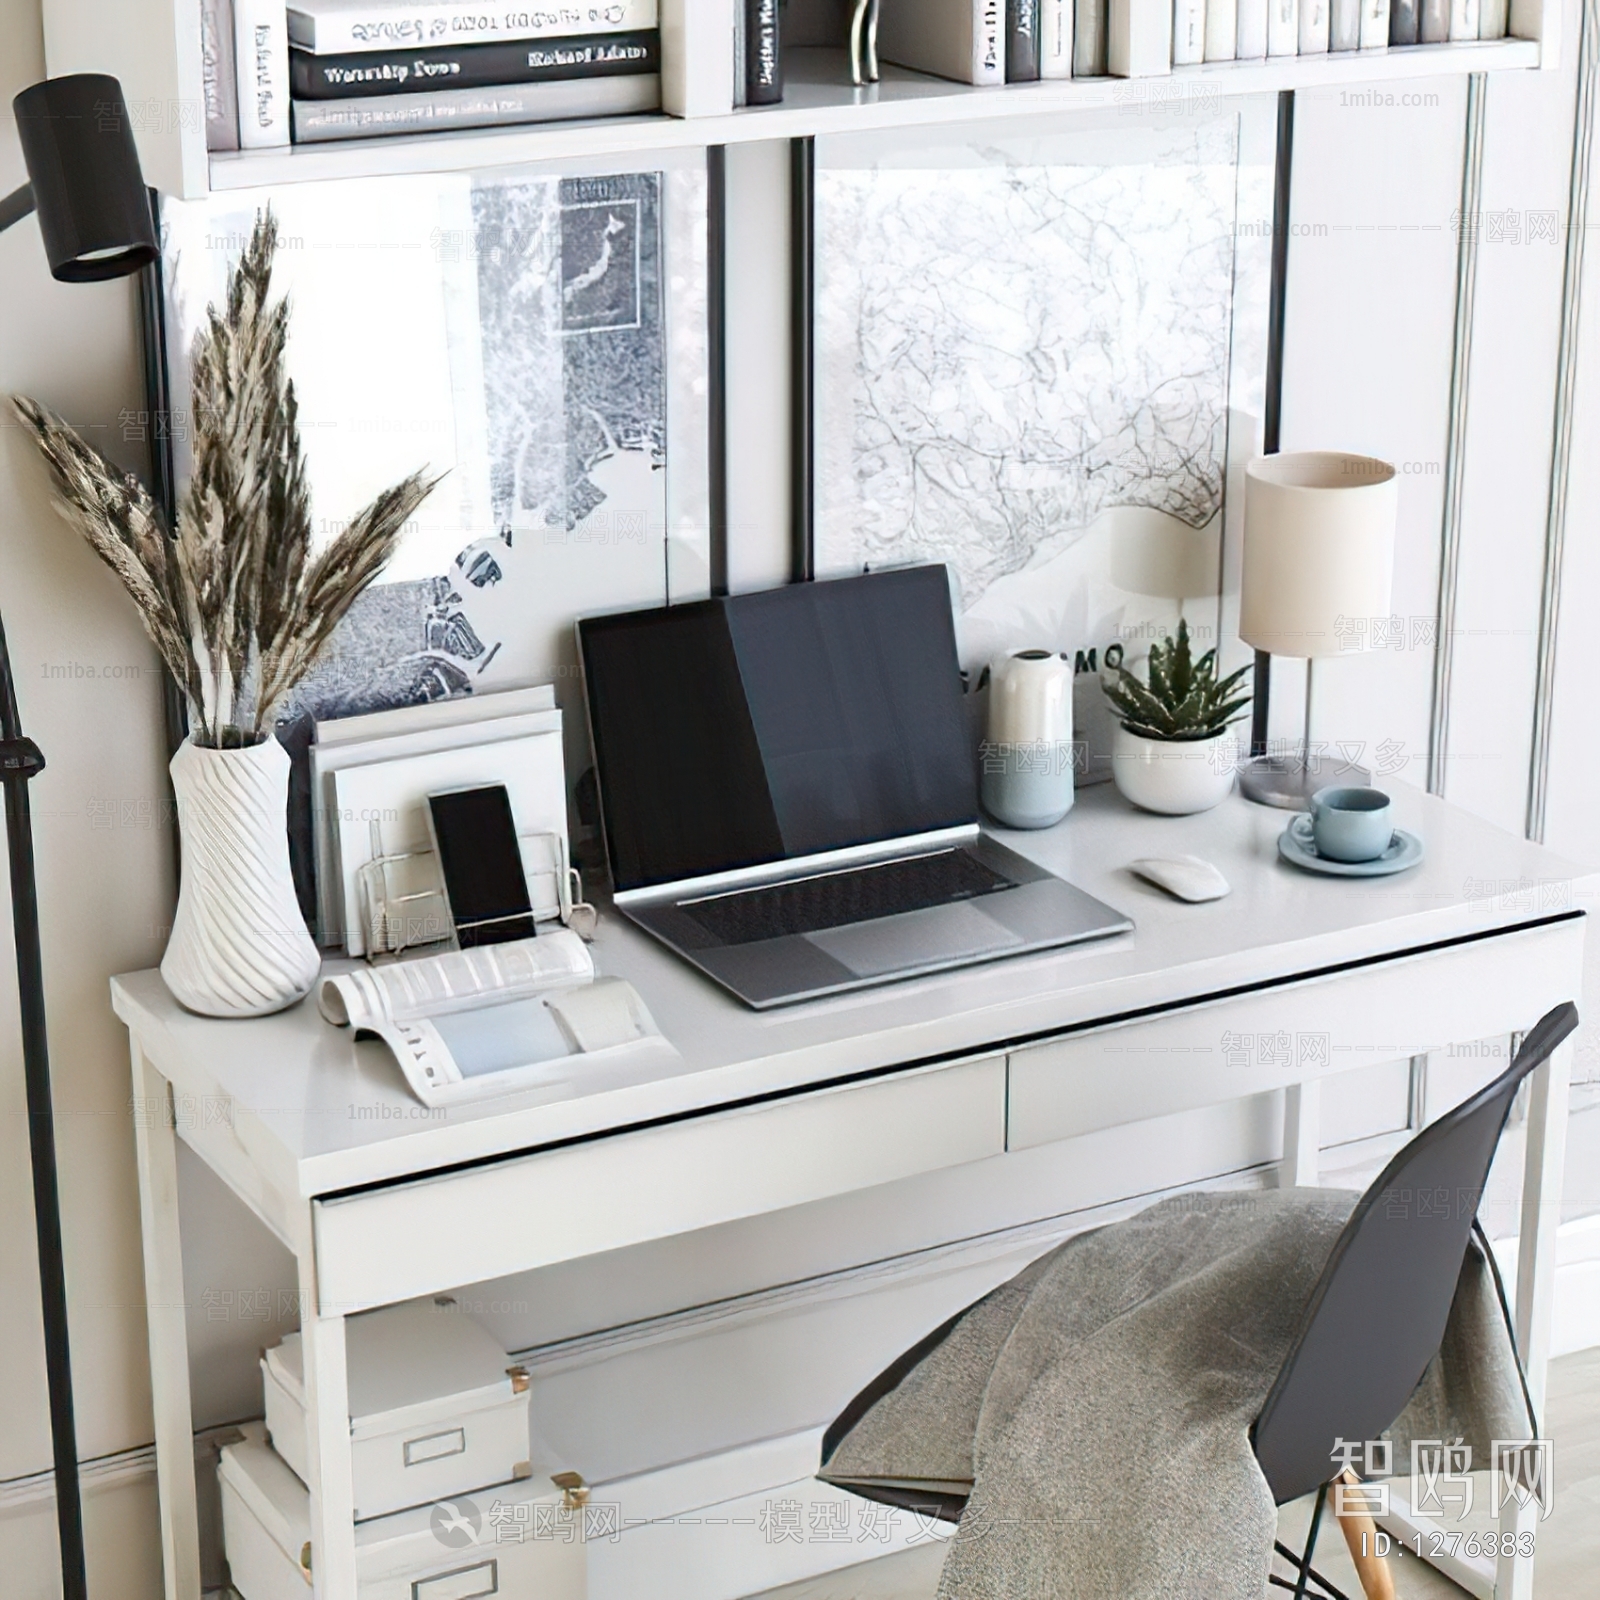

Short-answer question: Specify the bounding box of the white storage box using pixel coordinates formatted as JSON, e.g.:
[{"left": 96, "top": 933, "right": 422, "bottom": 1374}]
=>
[
  {"left": 263, "top": 1300, "right": 532, "bottom": 1521},
  {"left": 220, "top": 1424, "right": 585, "bottom": 1600}
]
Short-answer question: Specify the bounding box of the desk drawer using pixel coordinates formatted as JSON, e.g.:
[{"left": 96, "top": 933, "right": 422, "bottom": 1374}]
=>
[
  {"left": 1007, "top": 923, "right": 1580, "bottom": 1152},
  {"left": 316, "top": 1054, "right": 1005, "bottom": 1313}
]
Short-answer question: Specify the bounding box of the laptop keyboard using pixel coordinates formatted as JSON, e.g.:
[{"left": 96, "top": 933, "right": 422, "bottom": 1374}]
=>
[{"left": 679, "top": 849, "right": 1017, "bottom": 945}]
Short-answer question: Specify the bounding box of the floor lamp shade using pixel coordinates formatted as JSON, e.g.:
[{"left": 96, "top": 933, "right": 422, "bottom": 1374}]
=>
[
  {"left": 13, "top": 74, "right": 157, "bottom": 282},
  {"left": 1240, "top": 452, "right": 1397, "bottom": 658}
]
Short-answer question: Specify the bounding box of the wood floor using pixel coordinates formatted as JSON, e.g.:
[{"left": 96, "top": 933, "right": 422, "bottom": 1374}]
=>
[{"left": 749, "top": 1344, "right": 1600, "bottom": 1600}]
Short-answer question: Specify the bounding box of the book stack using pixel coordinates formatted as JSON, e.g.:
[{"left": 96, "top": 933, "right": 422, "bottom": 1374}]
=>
[
  {"left": 204, "top": 0, "right": 661, "bottom": 150},
  {"left": 875, "top": 0, "right": 1505, "bottom": 83}
]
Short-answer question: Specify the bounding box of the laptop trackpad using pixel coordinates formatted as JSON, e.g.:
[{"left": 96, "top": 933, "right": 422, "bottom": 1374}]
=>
[{"left": 805, "top": 901, "right": 1023, "bottom": 979}]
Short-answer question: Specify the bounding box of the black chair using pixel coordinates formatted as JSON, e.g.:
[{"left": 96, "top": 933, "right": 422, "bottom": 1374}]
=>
[{"left": 1255, "top": 1000, "right": 1577, "bottom": 1600}]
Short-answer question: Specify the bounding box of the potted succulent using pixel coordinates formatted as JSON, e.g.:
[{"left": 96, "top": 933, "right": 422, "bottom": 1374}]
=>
[
  {"left": 1104, "top": 620, "right": 1251, "bottom": 815},
  {"left": 13, "top": 213, "right": 439, "bottom": 1017}
]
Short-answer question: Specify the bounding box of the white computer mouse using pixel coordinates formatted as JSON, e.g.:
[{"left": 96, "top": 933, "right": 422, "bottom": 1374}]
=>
[{"left": 1128, "top": 855, "right": 1231, "bottom": 903}]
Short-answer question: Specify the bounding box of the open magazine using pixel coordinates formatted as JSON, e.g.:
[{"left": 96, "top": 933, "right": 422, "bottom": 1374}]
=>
[{"left": 318, "top": 931, "right": 676, "bottom": 1106}]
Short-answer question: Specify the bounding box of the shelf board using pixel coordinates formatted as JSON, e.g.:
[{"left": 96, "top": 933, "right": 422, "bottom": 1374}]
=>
[{"left": 206, "top": 40, "right": 1542, "bottom": 194}]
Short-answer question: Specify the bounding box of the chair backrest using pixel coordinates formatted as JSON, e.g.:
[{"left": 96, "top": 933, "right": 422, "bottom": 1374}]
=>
[{"left": 1251, "top": 1002, "right": 1577, "bottom": 1505}]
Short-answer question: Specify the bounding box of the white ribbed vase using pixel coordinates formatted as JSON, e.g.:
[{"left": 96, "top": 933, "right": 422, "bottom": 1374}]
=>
[{"left": 161, "top": 737, "right": 320, "bottom": 1018}]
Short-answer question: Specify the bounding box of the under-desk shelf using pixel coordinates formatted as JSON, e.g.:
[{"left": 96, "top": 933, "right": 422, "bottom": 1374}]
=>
[{"left": 204, "top": 41, "right": 1542, "bottom": 192}]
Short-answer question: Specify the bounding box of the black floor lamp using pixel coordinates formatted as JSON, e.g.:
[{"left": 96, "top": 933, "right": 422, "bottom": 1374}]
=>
[{"left": 2, "top": 73, "right": 157, "bottom": 1600}]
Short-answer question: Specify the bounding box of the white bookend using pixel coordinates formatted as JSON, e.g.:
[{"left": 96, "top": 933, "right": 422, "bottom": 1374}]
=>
[
  {"left": 1268, "top": 0, "right": 1300, "bottom": 52},
  {"left": 1110, "top": 0, "right": 1174, "bottom": 72},
  {"left": 234, "top": 0, "right": 290, "bottom": 148},
  {"left": 1237, "top": 0, "right": 1270, "bottom": 55},
  {"left": 1204, "top": 0, "right": 1238, "bottom": 57},
  {"left": 1174, "top": 0, "right": 1209, "bottom": 60},
  {"left": 1479, "top": 0, "right": 1508, "bottom": 31},
  {"left": 1041, "top": 0, "right": 1076, "bottom": 73},
  {"left": 1330, "top": 0, "right": 1361, "bottom": 44},
  {"left": 878, "top": 0, "right": 1006, "bottom": 84},
  {"left": 1299, "top": 0, "right": 1330, "bottom": 51},
  {"left": 1361, "top": 0, "right": 1392, "bottom": 44},
  {"left": 1449, "top": 0, "right": 1481, "bottom": 34}
]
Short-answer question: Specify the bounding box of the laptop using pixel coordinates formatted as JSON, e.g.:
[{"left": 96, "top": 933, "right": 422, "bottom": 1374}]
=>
[{"left": 576, "top": 566, "right": 1132, "bottom": 1009}]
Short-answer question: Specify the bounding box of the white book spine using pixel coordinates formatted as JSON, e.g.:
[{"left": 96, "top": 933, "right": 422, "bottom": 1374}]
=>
[
  {"left": 1299, "top": 0, "right": 1330, "bottom": 50},
  {"left": 234, "top": 0, "right": 290, "bottom": 148},
  {"left": 1236, "top": 0, "right": 1269, "bottom": 55},
  {"left": 1330, "top": 0, "right": 1360, "bottom": 44},
  {"left": 1478, "top": 0, "right": 1508, "bottom": 32},
  {"left": 1360, "top": 0, "right": 1391, "bottom": 43},
  {"left": 290, "top": 0, "right": 659, "bottom": 53},
  {"left": 1449, "top": 0, "right": 1481, "bottom": 34},
  {"left": 1110, "top": 0, "right": 1174, "bottom": 71},
  {"left": 1174, "top": 0, "right": 1208, "bottom": 59},
  {"left": 1204, "top": 0, "right": 1238, "bottom": 57},
  {"left": 1073, "top": 0, "right": 1107, "bottom": 72},
  {"left": 1268, "top": 0, "right": 1299, "bottom": 51},
  {"left": 976, "top": 0, "right": 1006, "bottom": 81},
  {"left": 1041, "top": 0, "right": 1075, "bottom": 74}
]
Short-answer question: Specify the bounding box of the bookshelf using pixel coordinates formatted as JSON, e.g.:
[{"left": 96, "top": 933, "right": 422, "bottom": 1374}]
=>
[{"left": 41, "top": 0, "right": 1556, "bottom": 200}]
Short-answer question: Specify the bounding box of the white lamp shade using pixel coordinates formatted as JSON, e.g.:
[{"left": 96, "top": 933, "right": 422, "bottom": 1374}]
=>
[
  {"left": 1240, "top": 452, "right": 1397, "bottom": 659},
  {"left": 1106, "top": 506, "right": 1221, "bottom": 600}
]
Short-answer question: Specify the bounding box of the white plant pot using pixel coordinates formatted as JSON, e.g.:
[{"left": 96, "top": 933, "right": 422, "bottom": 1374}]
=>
[
  {"left": 161, "top": 736, "right": 321, "bottom": 1018},
  {"left": 1111, "top": 726, "right": 1237, "bottom": 815}
]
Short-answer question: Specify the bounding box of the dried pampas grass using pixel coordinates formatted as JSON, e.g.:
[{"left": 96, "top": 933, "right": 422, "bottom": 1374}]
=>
[{"left": 13, "top": 210, "right": 440, "bottom": 748}]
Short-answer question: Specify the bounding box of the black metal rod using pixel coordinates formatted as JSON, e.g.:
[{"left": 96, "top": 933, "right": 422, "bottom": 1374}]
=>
[
  {"left": 0, "top": 612, "right": 88, "bottom": 1600},
  {"left": 0, "top": 181, "right": 37, "bottom": 234},
  {"left": 790, "top": 136, "right": 815, "bottom": 584},
  {"left": 707, "top": 146, "right": 729, "bottom": 599},
  {"left": 1252, "top": 89, "right": 1296, "bottom": 759},
  {"left": 1291, "top": 1482, "right": 1327, "bottom": 1600}
]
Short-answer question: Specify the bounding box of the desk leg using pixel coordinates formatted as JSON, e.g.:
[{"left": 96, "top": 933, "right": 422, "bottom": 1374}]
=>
[
  {"left": 1282, "top": 1081, "right": 1321, "bottom": 1187},
  {"left": 130, "top": 1045, "right": 202, "bottom": 1600},
  {"left": 298, "top": 1247, "right": 358, "bottom": 1598},
  {"left": 1494, "top": 1037, "right": 1572, "bottom": 1600}
]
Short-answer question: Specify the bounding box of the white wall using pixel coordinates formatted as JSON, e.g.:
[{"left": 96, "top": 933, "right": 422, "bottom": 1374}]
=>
[{"left": 2, "top": 0, "right": 1600, "bottom": 1592}]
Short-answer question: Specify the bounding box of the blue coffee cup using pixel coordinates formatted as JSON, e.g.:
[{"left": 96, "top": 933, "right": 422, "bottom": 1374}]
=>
[{"left": 1308, "top": 786, "right": 1394, "bottom": 863}]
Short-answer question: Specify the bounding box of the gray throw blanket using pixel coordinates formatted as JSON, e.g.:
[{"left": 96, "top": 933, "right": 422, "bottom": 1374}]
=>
[{"left": 820, "top": 1188, "right": 1530, "bottom": 1599}]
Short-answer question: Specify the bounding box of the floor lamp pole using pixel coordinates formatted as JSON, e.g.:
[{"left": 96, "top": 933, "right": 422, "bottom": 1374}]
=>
[{"left": 0, "top": 608, "right": 89, "bottom": 1600}]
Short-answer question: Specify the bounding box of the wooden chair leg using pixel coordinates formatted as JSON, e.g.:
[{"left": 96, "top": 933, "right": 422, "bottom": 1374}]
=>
[{"left": 1334, "top": 1470, "right": 1396, "bottom": 1600}]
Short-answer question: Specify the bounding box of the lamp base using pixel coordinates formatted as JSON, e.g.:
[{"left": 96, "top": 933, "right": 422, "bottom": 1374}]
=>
[{"left": 1238, "top": 749, "right": 1372, "bottom": 809}]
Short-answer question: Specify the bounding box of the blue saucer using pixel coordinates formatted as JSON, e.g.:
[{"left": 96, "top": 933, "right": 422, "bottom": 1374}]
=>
[{"left": 1278, "top": 814, "right": 1424, "bottom": 877}]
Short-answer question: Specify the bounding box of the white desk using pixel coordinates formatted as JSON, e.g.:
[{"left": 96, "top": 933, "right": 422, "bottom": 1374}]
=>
[{"left": 115, "top": 780, "right": 1593, "bottom": 1600}]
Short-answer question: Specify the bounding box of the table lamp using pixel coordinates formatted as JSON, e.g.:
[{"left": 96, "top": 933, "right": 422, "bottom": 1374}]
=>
[
  {"left": 3, "top": 72, "right": 158, "bottom": 1600},
  {"left": 1237, "top": 451, "right": 1397, "bottom": 809},
  {"left": 1108, "top": 505, "right": 1222, "bottom": 621}
]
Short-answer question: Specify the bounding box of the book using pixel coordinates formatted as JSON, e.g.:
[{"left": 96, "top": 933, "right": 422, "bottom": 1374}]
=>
[
  {"left": 1389, "top": 0, "right": 1419, "bottom": 41},
  {"left": 317, "top": 933, "right": 676, "bottom": 1107},
  {"left": 1419, "top": 0, "right": 1449, "bottom": 38},
  {"left": 290, "top": 72, "right": 660, "bottom": 139},
  {"left": 1109, "top": 0, "right": 1172, "bottom": 72},
  {"left": 1479, "top": 0, "right": 1508, "bottom": 32},
  {"left": 1008, "top": 0, "right": 1042, "bottom": 78},
  {"left": 1449, "top": 0, "right": 1480, "bottom": 34},
  {"left": 1073, "top": 0, "right": 1107, "bottom": 72},
  {"left": 289, "top": 0, "right": 659, "bottom": 53},
  {"left": 878, "top": 0, "right": 1005, "bottom": 85},
  {"left": 1330, "top": 0, "right": 1360, "bottom": 44},
  {"left": 1268, "top": 0, "right": 1299, "bottom": 53},
  {"left": 202, "top": 0, "right": 240, "bottom": 150},
  {"left": 290, "top": 30, "right": 659, "bottom": 96},
  {"left": 235, "top": 0, "right": 291, "bottom": 147},
  {"left": 733, "top": 0, "right": 746, "bottom": 105},
  {"left": 1237, "top": 0, "right": 1269, "bottom": 56},
  {"left": 1174, "top": 0, "right": 1208, "bottom": 61},
  {"left": 746, "top": 0, "right": 782, "bottom": 103},
  {"left": 1360, "top": 0, "right": 1390, "bottom": 44},
  {"left": 1299, "top": 0, "right": 1330, "bottom": 51},
  {"left": 1204, "top": 0, "right": 1237, "bottom": 58},
  {"left": 1041, "top": 0, "right": 1074, "bottom": 74}
]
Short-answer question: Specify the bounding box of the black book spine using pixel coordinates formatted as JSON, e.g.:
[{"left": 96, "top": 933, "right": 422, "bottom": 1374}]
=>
[
  {"left": 290, "top": 28, "right": 659, "bottom": 99},
  {"left": 1007, "top": 0, "right": 1042, "bottom": 80},
  {"left": 745, "top": 0, "right": 782, "bottom": 104}
]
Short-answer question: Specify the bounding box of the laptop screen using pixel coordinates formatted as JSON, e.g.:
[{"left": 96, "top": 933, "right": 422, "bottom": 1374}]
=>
[{"left": 579, "top": 566, "right": 977, "bottom": 892}]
